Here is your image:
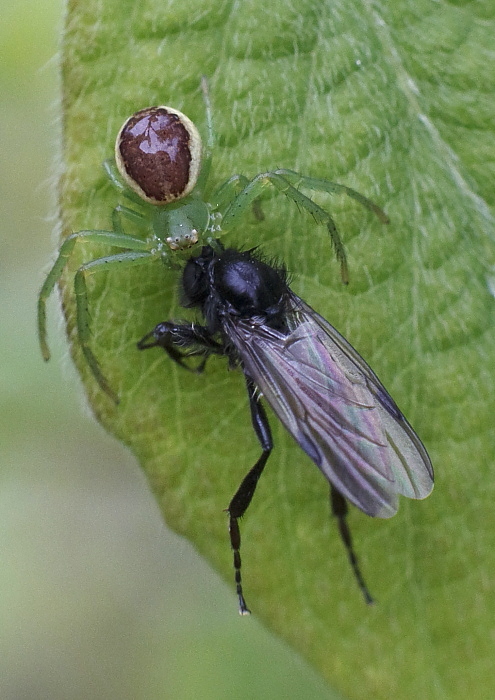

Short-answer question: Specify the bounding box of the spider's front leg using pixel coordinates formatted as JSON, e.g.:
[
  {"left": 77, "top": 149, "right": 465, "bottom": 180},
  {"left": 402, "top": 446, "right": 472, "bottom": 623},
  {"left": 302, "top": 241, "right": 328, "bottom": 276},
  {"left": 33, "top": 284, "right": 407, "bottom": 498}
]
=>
[
  {"left": 37, "top": 230, "right": 151, "bottom": 365},
  {"left": 209, "top": 174, "right": 265, "bottom": 243},
  {"left": 219, "top": 171, "right": 350, "bottom": 283},
  {"left": 74, "top": 250, "right": 157, "bottom": 402},
  {"left": 210, "top": 174, "right": 251, "bottom": 214},
  {"left": 273, "top": 169, "right": 390, "bottom": 224}
]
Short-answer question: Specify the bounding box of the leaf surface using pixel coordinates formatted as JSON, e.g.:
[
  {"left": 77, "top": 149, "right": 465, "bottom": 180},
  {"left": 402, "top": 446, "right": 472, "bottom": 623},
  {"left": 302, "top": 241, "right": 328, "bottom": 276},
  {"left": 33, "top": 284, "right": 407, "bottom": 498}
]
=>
[{"left": 58, "top": 0, "right": 495, "bottom": 697}]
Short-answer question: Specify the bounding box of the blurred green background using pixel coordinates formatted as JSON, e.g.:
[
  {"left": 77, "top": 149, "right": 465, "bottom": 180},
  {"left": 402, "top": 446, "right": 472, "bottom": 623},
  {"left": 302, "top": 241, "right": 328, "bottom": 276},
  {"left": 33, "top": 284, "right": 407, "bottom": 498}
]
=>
[{"left": 0, "top": 2, "right": 339, "bottom": 698}]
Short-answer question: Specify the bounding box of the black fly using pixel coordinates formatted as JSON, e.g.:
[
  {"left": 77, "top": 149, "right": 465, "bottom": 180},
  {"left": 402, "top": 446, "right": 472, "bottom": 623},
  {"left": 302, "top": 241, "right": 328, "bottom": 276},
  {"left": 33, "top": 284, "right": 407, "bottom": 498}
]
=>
[{"left": 138, "top": 243, "right": 434, "bottom": 614}]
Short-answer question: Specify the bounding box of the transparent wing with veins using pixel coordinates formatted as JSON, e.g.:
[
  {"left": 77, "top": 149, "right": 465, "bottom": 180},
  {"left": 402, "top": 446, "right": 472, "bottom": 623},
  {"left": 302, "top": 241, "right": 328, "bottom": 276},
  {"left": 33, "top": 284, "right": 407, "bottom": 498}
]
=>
[{"left": 226, "top": 294, "right": 434, "bottom": 518}]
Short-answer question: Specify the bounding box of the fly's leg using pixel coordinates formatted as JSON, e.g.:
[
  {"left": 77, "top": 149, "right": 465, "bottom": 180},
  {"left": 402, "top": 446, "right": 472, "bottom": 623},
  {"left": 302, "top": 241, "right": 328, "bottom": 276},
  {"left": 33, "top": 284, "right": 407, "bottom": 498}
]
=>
[
  {"left": 137, "top": 321, "right": 224, "bottom": 371},
  {"left": 330, "top": 486, "right": 374, "bottom": 605},
  {"left": 227, "top": 376, "right": 273, "bottom": 615},
  {"left": 139, "top": 330, "right": 272, "bottom": 614}
]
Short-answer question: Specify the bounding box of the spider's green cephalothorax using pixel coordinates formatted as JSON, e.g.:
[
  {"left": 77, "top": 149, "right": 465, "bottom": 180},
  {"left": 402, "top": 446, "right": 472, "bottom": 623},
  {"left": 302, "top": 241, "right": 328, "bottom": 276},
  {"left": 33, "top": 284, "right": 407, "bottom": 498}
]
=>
[{"left": 38, "top": 78, "right": 389, "bottom": 402}]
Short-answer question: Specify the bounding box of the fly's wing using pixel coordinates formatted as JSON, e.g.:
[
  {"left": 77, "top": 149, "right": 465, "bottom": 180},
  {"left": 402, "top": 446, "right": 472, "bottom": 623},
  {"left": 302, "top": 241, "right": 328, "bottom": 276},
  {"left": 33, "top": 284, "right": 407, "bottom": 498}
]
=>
[{"left": 226, "top": 295, "right": 433, "bottom": 519}]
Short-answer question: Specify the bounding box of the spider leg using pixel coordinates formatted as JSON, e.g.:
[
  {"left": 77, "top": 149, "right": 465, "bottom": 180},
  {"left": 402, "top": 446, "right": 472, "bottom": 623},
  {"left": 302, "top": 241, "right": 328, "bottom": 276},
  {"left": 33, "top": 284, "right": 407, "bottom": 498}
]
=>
[
  {"left": 227, "top": 375, "right": 273, "bottom": 615},
  {"left": 103, "top": 159, "right": 144, "bottom": 207},
  {"left": 210, "top": 173, "right": 265, "bottom": 235},
  {"left": 193, "top": 76, "right": 214, "bottom": 196},
  {"left": 73, "top": 250, "right": 157, "bottom": 402},
  {"left": 38, "top": 230, "right": 150, "bottom": 364},
  {"left": 201, "top": 76, "right": 214, "bottom": 153},
  {"left": 211, "top": 174, "right": 251, "bottom": 215},
  {"left": 112, "top": 204, "right": 147, "bottom": 234},
  {"left": 330, "top": 486, "right": 374, "bottom": 605},
  {"left": 220, "top": 171, "right": 350, "bottom": 283},
  {"left": 274, "top": 169, "right": 390, "bottom": 224}
]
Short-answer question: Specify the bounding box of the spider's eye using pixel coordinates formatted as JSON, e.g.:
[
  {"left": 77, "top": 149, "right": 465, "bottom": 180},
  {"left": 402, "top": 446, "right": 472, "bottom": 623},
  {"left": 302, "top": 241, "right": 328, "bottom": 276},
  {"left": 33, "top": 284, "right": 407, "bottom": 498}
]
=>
[{"left": 115, "top": 106, "right": 202, "bottom": 206}]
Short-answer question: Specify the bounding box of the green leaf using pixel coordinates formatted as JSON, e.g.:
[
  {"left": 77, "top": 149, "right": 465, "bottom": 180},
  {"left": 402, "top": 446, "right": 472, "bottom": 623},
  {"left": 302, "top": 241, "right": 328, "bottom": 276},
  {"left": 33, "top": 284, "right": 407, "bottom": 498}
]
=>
[{"left": 57, "top": 0, "right": 495, "bottom": 697}]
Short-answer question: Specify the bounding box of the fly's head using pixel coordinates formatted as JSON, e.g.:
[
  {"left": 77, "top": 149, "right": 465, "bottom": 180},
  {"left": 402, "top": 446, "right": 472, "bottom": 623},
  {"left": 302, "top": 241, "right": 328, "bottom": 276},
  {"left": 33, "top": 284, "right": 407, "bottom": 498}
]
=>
[{"left": 181, "top": 245, "right": 216, "bottom": 309}]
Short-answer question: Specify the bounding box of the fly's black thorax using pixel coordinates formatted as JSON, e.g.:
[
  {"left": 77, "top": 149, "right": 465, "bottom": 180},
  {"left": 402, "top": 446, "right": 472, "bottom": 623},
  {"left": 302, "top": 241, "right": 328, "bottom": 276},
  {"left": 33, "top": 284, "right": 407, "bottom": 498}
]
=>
[{"left": 181, "top": 245, "right": 291, "bottom": 333}]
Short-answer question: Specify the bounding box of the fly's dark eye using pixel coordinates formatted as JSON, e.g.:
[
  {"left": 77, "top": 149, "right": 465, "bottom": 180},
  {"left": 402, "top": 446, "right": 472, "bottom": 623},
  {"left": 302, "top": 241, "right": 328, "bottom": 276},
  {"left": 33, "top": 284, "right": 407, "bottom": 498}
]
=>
[
  {"left": 115, "top": 106, "right": 202, "bottom": 205},
  {"left": 182, "top": 258, "right": 209, "bottom": 307}
]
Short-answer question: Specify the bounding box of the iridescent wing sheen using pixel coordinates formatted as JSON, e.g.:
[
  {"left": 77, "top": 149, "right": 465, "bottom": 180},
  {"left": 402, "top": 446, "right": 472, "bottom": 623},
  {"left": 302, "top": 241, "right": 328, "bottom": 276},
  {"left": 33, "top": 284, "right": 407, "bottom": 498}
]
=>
[{"left": 225, "top": 294, "right": 433, "bottom": 518}]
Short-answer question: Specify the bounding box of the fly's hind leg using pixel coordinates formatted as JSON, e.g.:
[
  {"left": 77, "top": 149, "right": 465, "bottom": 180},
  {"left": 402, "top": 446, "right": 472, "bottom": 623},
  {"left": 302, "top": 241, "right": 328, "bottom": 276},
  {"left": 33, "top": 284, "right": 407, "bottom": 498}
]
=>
[
  {"left": 330, "top": 486, "right": 374, "bottom": 605},
  {"left": 227, "top": 376, "right": 273, "bottom": 615},
  {"left": 139, "top": 327, "right": 272, "bottom": 615}
]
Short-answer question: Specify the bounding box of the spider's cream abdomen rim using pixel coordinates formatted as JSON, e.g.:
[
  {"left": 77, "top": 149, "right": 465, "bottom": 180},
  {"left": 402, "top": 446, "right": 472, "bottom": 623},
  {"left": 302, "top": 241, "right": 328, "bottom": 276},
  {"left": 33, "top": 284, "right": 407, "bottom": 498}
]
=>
[{"left": 115, "top": 106, "right": 202, "bottom": 206}]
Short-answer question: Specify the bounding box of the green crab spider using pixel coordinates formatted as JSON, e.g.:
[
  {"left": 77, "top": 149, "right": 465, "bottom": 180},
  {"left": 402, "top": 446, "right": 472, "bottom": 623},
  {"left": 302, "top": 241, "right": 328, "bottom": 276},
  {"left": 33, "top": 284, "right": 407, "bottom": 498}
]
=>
[{"left": 37, "top": 78, "right": 389, "bottom": 402}]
